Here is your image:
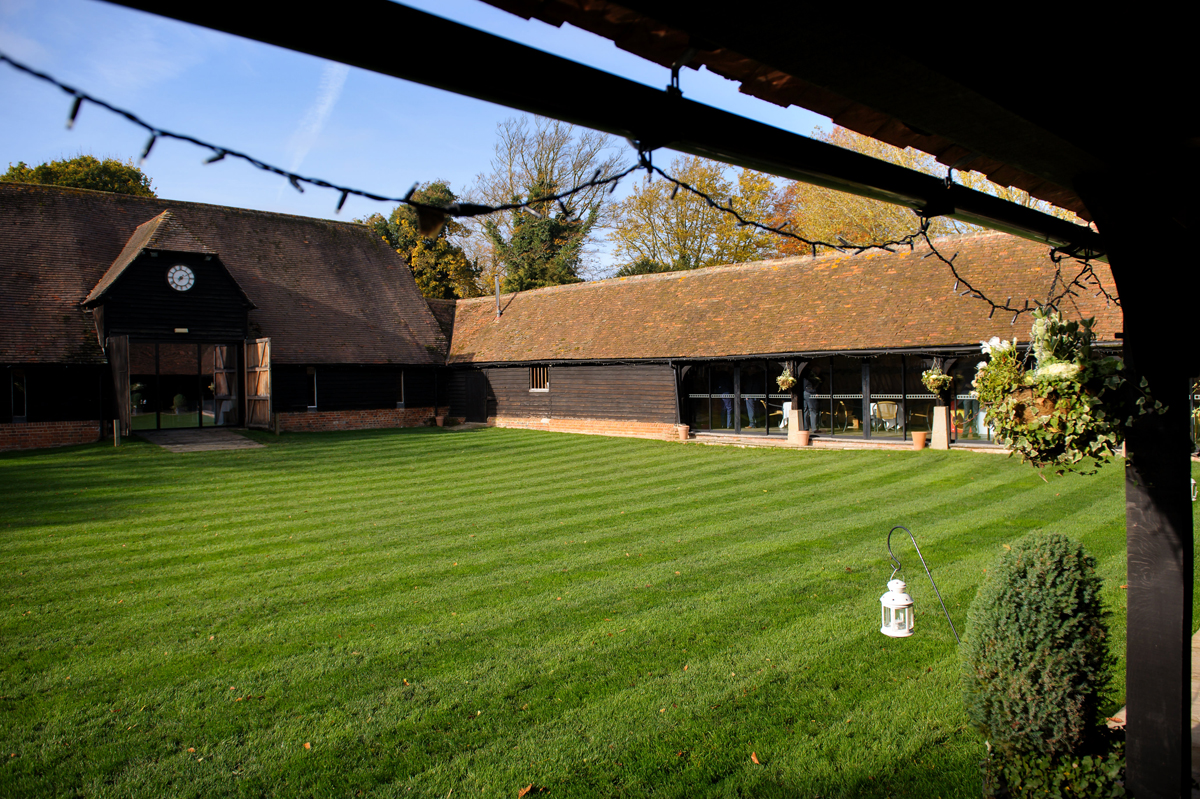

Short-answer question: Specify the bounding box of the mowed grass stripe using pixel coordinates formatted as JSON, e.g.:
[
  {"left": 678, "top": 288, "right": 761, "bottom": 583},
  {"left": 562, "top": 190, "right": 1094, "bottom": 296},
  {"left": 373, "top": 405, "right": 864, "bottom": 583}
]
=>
[{"left": 0, "top": 427, "right": 1152, "bottom": 798}]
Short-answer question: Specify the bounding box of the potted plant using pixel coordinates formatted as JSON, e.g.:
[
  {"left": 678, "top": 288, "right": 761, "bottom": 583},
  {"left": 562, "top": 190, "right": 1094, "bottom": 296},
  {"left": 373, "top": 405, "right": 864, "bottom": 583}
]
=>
[
  {"left": 973, "top": 309, "right": 1163, "bottom": 474},
  {"left": 776, "top": 367, "right": 796, "bottom": 392}
]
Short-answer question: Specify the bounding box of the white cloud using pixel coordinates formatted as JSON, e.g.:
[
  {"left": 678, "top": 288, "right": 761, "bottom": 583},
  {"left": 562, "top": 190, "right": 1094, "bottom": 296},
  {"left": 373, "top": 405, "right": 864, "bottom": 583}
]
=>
[{"left": 286, "top": 61, "right": 350, "bottom": 174}]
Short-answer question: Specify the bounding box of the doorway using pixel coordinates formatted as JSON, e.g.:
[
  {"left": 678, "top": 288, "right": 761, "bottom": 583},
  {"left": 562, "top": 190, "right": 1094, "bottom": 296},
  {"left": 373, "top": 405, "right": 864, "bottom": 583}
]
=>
[{"left": 129, "top": 342, "right": 240, "bottom": 430}]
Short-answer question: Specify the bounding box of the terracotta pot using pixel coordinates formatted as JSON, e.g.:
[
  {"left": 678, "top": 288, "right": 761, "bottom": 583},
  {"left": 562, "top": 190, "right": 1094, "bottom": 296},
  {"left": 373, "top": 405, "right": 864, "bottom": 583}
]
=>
[
  {"left": 435, "top": 415, "right": 446, "bottom": 427},
  {"left": 912, "top": 431, "right": 928, "bottom": 450},
  {"left": 678, "top": 424, "right": 690, "bottom": 442},
  {"left": 796, "top": 430, "right": 811, "bottom": 447}
]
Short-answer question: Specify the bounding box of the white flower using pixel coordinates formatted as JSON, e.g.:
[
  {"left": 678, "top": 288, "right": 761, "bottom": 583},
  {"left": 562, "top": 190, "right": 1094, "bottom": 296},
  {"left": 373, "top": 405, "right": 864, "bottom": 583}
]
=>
[
  {"left": 1034, "top": 362, "right": 1082, "bottom": 380},
  {"left": 980, "top": 336, "right": 1012, "bottom": 355}
]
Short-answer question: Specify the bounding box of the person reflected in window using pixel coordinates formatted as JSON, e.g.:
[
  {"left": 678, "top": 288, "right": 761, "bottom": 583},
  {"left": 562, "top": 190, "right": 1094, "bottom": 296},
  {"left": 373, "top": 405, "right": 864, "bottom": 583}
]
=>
[
  {"left": 803, "top": 370, "right": 821, "bottom": 433},
  {"left": 715, "top": 371, "right": 734, "bottom": 428}
]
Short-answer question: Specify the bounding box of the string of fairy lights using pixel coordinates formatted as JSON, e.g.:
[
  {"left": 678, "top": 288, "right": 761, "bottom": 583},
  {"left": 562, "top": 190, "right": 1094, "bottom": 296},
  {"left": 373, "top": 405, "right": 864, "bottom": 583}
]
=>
[{"left": 1, "top": 51, "right": 1117, "bottom": 323}]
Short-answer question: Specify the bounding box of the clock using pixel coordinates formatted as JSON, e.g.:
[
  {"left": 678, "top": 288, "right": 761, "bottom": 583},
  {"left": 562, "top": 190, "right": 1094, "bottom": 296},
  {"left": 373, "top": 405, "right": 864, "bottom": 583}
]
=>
[{"left": 166, "top": 264, "right": 195, "bottom": 291}]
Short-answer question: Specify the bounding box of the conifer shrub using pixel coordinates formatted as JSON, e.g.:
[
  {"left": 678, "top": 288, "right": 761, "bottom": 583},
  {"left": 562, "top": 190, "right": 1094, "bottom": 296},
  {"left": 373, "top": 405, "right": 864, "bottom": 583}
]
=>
[{"left": 961, "top": 531, "right": 1112, "bottom": 767}]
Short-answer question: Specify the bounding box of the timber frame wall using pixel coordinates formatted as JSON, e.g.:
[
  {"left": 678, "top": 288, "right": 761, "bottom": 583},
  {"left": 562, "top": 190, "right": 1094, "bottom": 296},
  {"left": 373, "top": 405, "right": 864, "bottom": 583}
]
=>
[{"left": 463, "top": 364, "right": 679, "bottom": 425}]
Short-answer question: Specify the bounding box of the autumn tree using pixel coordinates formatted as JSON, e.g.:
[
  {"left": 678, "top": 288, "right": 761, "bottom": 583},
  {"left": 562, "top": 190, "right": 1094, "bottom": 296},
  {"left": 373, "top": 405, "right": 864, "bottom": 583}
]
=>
[
  {"left": 484, "top": 179, "right": 596, "bottom": 292},
  {"left": 610, "top": 155, "right": 777, "bottom": 273},
  {"left": 359, "top": 181, "right": 481, "bottom": 300},
  {"left": 466, "top": 116, "right": 626, "bottom": 284},
  {"left": 2, "top": 154, "right": 156, "bottom": 197}
]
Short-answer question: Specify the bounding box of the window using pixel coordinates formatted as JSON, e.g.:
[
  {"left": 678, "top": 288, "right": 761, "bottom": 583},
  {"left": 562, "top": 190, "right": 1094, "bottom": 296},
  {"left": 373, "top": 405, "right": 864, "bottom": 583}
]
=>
[
  {"left": 395, "top": 370, "right": 405, "bottom": 409},
  {"left": 529, "top": 366, "right": 549, "bottom": 392},
  {"left": 306, "top": 366, "right": 317, "bottom": 409},
  {"left": 11, "top": 369, "right": 26, "bottom": 423}
]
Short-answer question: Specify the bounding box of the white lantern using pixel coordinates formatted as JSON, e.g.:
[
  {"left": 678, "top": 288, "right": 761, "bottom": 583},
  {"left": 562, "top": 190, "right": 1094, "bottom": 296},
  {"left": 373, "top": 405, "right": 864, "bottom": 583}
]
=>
[{"left": 880, "top": 578, "right": 914, "bottom": 637}]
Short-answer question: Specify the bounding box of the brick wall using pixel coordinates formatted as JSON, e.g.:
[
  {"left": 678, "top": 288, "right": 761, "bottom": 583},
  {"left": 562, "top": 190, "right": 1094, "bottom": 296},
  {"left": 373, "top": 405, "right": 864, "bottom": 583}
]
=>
[
  {"left": 492, "top": 415, "right": 687, "bottom": 442},
  {"left": 276, "top": 407, "right": 449, "bottom": 433},
  {"left": 0, "top": 420, "right": 101, "bottom": 452}
]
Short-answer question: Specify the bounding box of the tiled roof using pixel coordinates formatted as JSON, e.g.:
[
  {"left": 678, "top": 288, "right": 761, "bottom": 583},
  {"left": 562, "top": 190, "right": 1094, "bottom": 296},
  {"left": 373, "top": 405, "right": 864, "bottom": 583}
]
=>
[
  {"left": 425, "top": 297, "right": 457, "bottom": 346},
  {"left": 0, "top": 183, "right": 446, "bottom": 366},
  {"left": 84, "top": 211, "right": 231, "bottom": 305},
  {"left": 448, "top": 233, "right": 1122, "bottom": 364}
]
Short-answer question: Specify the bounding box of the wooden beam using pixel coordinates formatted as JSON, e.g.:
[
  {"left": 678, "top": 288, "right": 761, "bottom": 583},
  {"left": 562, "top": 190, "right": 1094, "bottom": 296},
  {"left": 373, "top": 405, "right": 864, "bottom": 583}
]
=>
[
  {"left": 101, "top": 0, "right": 1103, "bottom": 256},
  {"left": 1078, "top": 175, "right": 1198, "bottom": 799}
]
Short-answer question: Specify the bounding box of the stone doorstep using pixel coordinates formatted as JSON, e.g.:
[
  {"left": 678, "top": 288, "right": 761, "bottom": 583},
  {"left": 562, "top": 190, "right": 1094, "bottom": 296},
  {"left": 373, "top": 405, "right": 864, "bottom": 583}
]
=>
[{"left": 135, "top": 428, "right": 264, "bottom": 452}]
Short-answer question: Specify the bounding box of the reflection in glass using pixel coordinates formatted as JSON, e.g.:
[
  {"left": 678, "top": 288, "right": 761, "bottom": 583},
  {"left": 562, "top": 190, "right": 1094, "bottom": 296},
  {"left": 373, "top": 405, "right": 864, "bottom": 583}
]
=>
[
  {"left": 948, "top": 358, "right": 990, "bottom": 442},
  {"left": 711, "top": 364, "right": 736, "bottom": 431},
  {"left": 159, "top": 343, "right": 199, "bottom": 429},
  {"left": 767, "top": 361, "right": 788, "bottom": 434},
  {"left": 740, "top": 363, "right": 766, "bottom": 433},
  {"left": 805, "top": 360, "right": 830, "bottom": 434},
  {"left": 130, "top": 342, "right": 158, "bottom": 430},
  {"left": 683, "top": 365, "right": 710, "bottom": 432},
  {"left": 831, "top": 356, "right": 864, "bottom": 434},
  {"left": 870, "top": 355, "right": 904, "bottom": 438}
]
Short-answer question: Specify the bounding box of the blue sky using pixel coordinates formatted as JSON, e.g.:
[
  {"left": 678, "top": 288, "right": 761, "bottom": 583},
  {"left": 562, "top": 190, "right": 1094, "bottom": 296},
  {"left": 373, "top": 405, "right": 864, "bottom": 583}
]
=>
[{"left": 0, "top": 0, "right": 829, "bottom": 271}]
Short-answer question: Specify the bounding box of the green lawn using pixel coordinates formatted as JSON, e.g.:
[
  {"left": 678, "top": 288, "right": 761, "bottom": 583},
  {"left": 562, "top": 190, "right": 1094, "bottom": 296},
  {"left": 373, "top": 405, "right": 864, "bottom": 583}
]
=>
[{"left": 0, "top": 427, "right": 1183, "bottom": 798}]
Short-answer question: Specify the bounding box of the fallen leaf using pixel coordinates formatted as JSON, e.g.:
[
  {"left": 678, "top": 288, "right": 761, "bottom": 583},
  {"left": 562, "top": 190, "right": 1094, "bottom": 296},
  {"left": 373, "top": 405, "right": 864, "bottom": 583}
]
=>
[
  {"left": 304, "top": 742, "right": 311, "bottom": 750},
  {"left": 187, "top": 747, "right": 195, "bottom": 753},
  {"left": 683, "top": 665, "right": 688, "bottom": 671},
  {"left": 751, "top": 752, "right": 761, "bottom": 765},
  {"left": 518, "top": 785, "right": 533, "bottom": 798}
]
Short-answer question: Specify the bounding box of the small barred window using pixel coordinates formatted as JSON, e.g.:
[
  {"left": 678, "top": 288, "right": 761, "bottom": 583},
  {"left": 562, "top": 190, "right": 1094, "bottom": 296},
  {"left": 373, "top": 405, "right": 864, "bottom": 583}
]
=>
[{"left": 530, "top": 366, "right": 549, "bottom": 392}]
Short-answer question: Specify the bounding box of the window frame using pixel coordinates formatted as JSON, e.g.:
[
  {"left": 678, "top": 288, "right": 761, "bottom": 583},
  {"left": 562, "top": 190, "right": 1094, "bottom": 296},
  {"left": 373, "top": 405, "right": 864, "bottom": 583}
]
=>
[
  {"left": 306, "top": 366, "right": 318, "bottom": 410},
  {"left": 11, "top": 368, "right": 27, "bottom": 423},
  {"left": 529, "top": 366, "right": 549, "bottom": 392}
]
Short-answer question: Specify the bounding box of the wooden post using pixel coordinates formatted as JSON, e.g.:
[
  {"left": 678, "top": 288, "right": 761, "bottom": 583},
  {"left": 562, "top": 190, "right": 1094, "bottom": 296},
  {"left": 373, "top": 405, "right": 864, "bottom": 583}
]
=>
[{"left": 1079, "top": 177, "right": 1198, "bottom": 799}]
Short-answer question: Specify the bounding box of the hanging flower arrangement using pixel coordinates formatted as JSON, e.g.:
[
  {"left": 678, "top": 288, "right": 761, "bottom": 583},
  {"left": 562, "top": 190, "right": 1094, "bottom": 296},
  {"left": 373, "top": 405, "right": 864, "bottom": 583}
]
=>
[
  {"left": 920, "top": 366, "right": 953, "bottom": 395},
  {"left": 973, "top": 309, "right": 1164, "bottom": 474},
  {"left": 776, "top": 368, "right": 796, "bottom": 391}
]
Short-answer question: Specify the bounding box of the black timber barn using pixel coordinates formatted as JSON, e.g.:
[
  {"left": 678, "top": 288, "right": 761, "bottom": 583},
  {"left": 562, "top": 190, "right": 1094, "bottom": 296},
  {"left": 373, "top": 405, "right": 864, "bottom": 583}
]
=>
[{"left": 0, "top": 182, "right": 448, "bottom": 449}]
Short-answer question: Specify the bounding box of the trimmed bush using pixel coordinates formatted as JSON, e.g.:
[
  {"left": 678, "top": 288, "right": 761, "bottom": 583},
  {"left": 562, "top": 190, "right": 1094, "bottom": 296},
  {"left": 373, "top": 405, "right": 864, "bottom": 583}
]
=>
[{"left": 961, "top": 531, "right": 1111, "bottom": 762}]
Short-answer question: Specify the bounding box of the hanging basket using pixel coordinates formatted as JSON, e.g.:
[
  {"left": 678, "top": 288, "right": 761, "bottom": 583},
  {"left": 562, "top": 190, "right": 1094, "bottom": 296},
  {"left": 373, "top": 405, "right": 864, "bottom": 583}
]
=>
[
  {"left": 974, "top": 311, "right": 1163, "bottom": 475},
  {"left": 1006, "top": 387, "right": 1062, "bottom": 425}
]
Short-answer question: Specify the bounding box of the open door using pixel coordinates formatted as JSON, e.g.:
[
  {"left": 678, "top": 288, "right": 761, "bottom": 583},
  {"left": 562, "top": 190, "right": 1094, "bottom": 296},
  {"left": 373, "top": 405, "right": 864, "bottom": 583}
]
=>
[
  {"left": 107, "top": 334, "right": 130, "bottom": 435},
  {"left": 245, "top": 337, "right": 271, "bottom": 428}
]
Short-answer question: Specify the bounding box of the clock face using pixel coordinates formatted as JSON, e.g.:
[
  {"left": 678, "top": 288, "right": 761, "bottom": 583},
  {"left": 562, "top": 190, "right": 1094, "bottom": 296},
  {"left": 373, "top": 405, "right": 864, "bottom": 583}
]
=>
[{"left": 167, "top": 264, "right": 195, "bottom": 292}]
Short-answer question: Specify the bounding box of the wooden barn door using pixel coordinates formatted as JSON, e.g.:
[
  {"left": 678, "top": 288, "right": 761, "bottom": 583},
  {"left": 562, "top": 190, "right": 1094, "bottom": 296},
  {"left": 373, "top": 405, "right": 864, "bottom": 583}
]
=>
[
  {"left": 244, "top": 338, "right": 271, "bottom": 428},
  {"left": 465, "top": 371, "right": 488, "bottom": 423},
  {"left": 107, "top": 335, "right": 130, "bottom": 435}
]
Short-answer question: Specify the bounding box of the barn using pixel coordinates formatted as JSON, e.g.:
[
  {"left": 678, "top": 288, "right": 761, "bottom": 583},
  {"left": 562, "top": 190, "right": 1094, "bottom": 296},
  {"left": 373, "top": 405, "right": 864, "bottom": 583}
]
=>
[
  {"left": 442, "top": 232, "right": 1124, "bottom": 446},
  {"left": 0, "top": 182, "right": 1133, "bottom": 452},
  {"left": 0, "top": 182, "right": 448, "bottom": 450}
]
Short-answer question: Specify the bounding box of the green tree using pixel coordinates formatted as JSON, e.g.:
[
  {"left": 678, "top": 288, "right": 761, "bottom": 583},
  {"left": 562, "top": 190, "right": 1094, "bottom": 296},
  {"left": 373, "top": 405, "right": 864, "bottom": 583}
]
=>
[
  {"left": 484, "top": 180, "right": 596, "bottom": 292},
  {"left": 359, "top": 181, "right": 481, "bottom": 300},
  {"left": 2, "top": 154, "right": 155, "bottom": 197},
  {"left": 467, "top": 116, "right": 626, "bottom": 285},
  {"left": 611, "top": 155, "right": 777, "bottom": 273},
  {"left": 614, "top": 257, "right": 672, "bottom": 277}
]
